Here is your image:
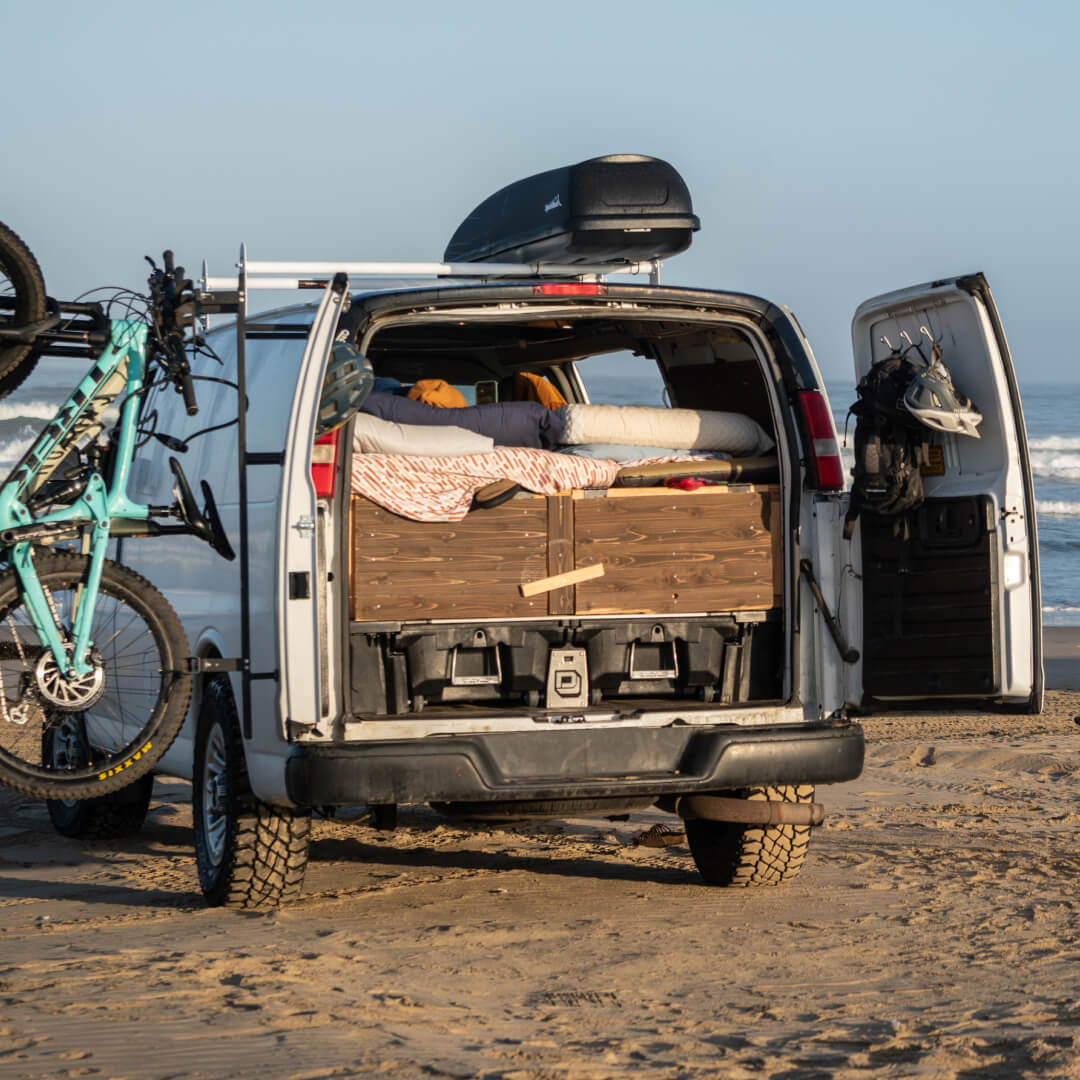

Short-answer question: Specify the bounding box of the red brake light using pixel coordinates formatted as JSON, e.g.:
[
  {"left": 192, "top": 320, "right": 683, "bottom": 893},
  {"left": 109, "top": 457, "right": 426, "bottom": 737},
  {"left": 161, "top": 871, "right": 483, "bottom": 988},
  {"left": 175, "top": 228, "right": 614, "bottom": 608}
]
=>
[
  {"left": 532, "top": 283, "right": 607, "bottom": 296},
  {"left": 311, "top": 429, "right": 340, "bottom": 498},
  {"left": 797, "top": 390, "right": 844, "bottom": 491}
]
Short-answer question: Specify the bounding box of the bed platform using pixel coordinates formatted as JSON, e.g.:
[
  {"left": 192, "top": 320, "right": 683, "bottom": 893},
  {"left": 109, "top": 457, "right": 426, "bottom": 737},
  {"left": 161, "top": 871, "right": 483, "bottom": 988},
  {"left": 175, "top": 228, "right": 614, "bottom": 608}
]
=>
[{"left": 350, "top": 484, "right": 782, "bottom": 623}]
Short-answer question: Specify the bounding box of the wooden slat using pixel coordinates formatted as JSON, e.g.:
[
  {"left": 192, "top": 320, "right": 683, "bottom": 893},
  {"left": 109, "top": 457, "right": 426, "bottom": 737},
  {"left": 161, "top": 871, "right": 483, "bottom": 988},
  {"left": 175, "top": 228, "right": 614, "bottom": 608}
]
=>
[
  {"left": 573, "top": 487, "right": 779, "bottom": 615},
  {"left": 546, "top": 494, "right": 575, "bottom": 615},
  {"left": 521, "top": 563, "right": 604, "bottom": 597},
  {"left": 350, "top": 496, "right": 549, "bottom": 620}
]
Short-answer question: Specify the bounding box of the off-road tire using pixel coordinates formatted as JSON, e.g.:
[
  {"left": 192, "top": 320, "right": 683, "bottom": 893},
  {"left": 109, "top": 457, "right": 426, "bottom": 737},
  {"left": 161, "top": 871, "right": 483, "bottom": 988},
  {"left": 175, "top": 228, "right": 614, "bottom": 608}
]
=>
[
  {"left": 193, "top": 676, "right": 310, "bottom": 908},
  {"left": 46, "top": 771, "right": 154, "bottom": 840},
  {"left": 0, "top": 220, "right": 46, "bottom": 395},
  {"left": 685, "top": 784, "right": 814, "bottom": 887}
]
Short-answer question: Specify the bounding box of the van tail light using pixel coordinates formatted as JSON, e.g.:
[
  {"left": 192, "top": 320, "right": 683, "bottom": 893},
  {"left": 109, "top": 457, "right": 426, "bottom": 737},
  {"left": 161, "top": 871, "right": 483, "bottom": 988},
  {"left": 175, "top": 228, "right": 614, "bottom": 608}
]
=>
[
  {"left": 311, "top": 429, "right": 340, "bottom": 498},
  {"left": 532, "top": 283, "right": 607, "bottom": 296},
  {"left": 797, "top": 390, "right": 845, "bottom": 491}
]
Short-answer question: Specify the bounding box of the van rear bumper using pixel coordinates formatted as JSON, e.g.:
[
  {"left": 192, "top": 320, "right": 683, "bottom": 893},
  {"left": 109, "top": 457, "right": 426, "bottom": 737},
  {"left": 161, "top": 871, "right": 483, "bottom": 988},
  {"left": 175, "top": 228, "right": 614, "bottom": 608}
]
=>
[{"left": 284, "top": 722, "right": 864, "bottom": 806}]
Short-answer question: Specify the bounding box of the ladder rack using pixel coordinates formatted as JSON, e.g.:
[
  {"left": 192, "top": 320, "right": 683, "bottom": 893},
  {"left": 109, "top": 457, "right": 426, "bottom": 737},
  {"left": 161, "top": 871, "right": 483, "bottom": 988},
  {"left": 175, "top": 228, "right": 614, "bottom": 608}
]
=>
[{"left": 200, "top": 245, "right": 662, "bottom": 301}]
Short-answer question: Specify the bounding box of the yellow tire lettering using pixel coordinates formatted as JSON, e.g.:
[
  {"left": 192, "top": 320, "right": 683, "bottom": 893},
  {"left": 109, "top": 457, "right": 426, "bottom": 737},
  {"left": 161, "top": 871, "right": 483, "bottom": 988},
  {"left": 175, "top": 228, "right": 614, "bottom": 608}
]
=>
[{"left": 96, "top": 741, "right": 153, "bottom": 781}]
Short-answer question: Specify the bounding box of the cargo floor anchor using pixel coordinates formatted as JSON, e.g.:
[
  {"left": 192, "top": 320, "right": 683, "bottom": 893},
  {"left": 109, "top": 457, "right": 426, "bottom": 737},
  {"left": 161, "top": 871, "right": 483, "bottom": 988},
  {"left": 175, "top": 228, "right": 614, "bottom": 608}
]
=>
[{"left": 546, "top": 646, "right": 590, "bottom": 709}]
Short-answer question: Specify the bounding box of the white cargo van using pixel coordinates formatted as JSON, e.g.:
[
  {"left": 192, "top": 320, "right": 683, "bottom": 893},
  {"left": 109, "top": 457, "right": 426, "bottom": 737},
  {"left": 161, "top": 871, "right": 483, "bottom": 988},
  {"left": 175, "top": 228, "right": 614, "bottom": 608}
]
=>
[{"left": 49, "top": 156, "right": 1041, "bottom": 907}]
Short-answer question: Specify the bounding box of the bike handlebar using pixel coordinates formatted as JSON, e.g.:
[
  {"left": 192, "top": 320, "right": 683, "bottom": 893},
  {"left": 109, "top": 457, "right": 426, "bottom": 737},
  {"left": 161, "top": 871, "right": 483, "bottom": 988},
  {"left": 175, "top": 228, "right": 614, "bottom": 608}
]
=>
[
  {"left": 180, "top": 369, "right": 198, "bottom": 416},
  {"left": 147, "top": 250, "right": 199, "bottom": 416}
]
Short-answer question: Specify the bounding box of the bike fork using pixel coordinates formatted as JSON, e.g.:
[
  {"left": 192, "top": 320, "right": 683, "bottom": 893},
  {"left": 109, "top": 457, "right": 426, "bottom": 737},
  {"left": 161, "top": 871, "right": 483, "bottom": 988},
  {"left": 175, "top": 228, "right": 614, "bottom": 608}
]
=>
[{"left": 12, "top": 481, "right": 111, "bottom": 678}]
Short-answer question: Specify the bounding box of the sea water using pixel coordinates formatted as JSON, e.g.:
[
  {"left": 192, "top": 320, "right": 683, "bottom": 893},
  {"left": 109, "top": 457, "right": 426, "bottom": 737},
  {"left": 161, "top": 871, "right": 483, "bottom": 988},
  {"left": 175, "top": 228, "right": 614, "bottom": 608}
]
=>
[
  {"left": 1, "top": 360, "right": 1077, "bottom": 626},
  {"left": 577, "top": 365, "right": 1080, "bottom": 628},
  {"left": 824, "top": 380, "right": 1080, "bottom": 628}
]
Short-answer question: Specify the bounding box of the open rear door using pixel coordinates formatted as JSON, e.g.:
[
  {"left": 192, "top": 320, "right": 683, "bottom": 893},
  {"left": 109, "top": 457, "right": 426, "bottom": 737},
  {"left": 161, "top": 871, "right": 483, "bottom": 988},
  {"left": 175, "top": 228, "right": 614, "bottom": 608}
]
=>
[{"left": 845, "top": 273, "right": 1042, "bottom": 713}]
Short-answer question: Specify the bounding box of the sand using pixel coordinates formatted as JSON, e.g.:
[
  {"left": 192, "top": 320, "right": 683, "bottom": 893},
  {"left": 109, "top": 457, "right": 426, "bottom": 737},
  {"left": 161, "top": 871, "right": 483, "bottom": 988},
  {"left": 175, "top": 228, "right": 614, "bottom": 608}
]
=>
[{"left": 2, "top": 692, "right": 1080, "bottom": 1079}]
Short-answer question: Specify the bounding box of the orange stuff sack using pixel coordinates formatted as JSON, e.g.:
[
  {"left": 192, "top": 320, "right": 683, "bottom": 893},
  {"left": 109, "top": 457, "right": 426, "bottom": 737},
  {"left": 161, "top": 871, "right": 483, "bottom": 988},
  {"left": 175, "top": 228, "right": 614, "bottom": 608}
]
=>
[
  {"left": 514, "top": 371, "right": 567, "bottom": 410},
  {"left": 406, "top": 379, "right": 467, "bottom": 408}
]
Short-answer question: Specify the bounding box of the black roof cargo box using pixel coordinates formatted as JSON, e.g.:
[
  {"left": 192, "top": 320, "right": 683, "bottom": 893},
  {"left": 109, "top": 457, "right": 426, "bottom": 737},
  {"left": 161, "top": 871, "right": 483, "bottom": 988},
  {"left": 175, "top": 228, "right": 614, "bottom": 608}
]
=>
[{"left": 444, "top": 154, "right": 700, "bottom": 265}]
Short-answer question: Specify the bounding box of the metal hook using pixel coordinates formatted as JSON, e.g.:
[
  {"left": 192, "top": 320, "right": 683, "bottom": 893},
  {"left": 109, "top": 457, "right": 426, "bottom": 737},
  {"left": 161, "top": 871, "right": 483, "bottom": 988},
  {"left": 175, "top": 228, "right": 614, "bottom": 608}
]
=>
[
  {"left": 917, "top": 327, "right": 942, "bottom": 368},
  {"left": 879, "top": 334, "right": 895, "bottom": 350},
  {"left": 918, "top": 326, "right": 943, "bottom": 369}
]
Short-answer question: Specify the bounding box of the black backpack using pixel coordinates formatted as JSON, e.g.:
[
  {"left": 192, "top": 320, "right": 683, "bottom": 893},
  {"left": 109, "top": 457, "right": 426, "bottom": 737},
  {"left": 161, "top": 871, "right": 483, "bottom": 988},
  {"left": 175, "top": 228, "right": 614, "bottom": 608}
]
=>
[{"left": 843, "top": 351, "right": 930, "bottom": 540}]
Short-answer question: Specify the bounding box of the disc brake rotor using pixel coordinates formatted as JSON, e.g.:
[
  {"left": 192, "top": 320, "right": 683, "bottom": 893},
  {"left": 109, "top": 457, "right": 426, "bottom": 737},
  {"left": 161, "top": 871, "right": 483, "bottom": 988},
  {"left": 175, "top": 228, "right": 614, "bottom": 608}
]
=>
[{"left": 34, "top": 649, "right": 105, "bottom": 711}]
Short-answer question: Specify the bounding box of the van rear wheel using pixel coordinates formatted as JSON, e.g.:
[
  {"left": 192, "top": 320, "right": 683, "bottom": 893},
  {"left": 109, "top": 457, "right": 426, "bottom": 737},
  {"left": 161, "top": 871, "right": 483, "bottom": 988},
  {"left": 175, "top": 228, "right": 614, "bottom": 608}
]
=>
[
  {"left": 44, "top": 718, "right": 154, "bottom": 840},
  {"left": 193, "top": 676, "right": 310, "bottom": 908},
  {"left": 685, "top": 784, "right": 814, "bottom": 887}
]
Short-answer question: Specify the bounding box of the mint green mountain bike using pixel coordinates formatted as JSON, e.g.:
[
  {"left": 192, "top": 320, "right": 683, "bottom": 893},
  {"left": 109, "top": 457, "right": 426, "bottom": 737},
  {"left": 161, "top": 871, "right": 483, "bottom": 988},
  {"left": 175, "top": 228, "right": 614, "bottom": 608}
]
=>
[{"left": 0, "top": 224, "right": 234, "bottom": 799}]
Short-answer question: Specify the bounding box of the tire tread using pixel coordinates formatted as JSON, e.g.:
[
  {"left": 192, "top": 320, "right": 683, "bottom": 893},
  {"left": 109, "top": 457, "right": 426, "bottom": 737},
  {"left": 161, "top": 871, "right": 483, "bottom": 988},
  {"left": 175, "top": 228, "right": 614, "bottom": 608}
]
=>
[
  {"left": 686, "top": 784, "right": 815, "bottom": 887},
  {"left": 194, "top": 677, "right": 310, "bottom": 909},
  {"left": 0, "top": 220, "right": 46, "bottom": 393}
]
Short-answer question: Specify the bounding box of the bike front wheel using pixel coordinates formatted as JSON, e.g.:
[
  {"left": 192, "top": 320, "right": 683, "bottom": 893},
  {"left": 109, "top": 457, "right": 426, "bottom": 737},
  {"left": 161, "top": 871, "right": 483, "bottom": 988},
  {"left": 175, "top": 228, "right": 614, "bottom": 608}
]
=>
[
  {"left": 0, "top": 221, "right": 47, "bottom": 396},
  {"left": 0, "top": 551, "right": 191, "bottom": 799}
]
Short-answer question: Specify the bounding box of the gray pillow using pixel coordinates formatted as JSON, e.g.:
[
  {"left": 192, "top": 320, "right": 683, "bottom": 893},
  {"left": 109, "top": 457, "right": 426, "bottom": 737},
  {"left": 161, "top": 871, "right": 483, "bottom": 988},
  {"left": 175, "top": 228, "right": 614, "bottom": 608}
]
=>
[{"left": 352, "top": 413, "right": 494, "bottom": 457}]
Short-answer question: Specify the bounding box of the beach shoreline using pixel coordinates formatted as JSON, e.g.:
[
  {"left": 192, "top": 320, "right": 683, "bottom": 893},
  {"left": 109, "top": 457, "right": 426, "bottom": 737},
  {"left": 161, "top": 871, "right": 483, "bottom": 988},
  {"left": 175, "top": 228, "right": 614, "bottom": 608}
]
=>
[
  {"left": 2, "top": 686, "right": 1079, "bottom": 1078},
  {"left": 1042, "top": 624, "right": 1080, "bottom": 690}
]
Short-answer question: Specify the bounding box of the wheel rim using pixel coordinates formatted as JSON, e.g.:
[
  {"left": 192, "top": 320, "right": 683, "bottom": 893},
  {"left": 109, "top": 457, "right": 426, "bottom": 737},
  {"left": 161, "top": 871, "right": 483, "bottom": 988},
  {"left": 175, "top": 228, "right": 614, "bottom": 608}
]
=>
[
  {"left": 44, "top": 717, "right": 86, "bottom": 809},
  {"left": 201, "top": 721, "right": 229, "bottom": 866}
]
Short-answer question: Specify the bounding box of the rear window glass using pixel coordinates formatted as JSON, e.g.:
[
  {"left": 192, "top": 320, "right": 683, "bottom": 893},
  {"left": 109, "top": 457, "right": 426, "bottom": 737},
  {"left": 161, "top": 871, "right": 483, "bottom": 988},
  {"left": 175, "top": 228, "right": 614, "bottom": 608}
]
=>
[{"left": 574, "top": 353, "right": 666, "bottom": 407}]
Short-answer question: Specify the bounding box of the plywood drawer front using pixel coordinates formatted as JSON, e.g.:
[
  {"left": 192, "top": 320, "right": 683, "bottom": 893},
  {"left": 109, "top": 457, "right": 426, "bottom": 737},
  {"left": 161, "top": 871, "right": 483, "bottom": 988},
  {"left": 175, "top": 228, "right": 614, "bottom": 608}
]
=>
[
  {"left": 573, "top": 487, "right": 779, "bottom": 615},
  {"left": 351, "top": 497, "right": 549, "bottom": 621}
]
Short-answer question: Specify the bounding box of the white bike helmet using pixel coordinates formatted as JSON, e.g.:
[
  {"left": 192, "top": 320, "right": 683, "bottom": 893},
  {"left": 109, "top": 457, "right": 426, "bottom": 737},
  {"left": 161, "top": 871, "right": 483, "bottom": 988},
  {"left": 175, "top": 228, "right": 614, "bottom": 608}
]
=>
[{"left": 903, "top": 363, "right": 982, "bottom": 438}]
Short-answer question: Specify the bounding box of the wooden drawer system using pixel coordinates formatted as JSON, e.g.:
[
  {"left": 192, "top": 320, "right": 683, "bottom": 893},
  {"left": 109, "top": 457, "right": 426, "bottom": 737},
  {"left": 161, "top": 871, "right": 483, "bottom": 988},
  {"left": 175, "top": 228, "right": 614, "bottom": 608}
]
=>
[{"left": 350, "top": 485, "right": 781, "bottom": 622}]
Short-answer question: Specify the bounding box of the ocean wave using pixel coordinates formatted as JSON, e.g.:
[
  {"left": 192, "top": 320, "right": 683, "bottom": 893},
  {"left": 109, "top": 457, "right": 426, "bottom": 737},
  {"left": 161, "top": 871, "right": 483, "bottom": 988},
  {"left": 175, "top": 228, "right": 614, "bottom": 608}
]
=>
[
  {"left": 1037, "top": 500, "right": 1080, "bottom": 518},
  {"left": 0, "top": 401, "right": 60, "bottom": 423},
  {"left": 1029, "top": 450, "right": 1080, "bottom": 481},
  {"left": 1029, "top": 436, "right": 1080, "bottom": 451},
  {"left": 0, "top": 433, "right": 39, "bottom": 470}
]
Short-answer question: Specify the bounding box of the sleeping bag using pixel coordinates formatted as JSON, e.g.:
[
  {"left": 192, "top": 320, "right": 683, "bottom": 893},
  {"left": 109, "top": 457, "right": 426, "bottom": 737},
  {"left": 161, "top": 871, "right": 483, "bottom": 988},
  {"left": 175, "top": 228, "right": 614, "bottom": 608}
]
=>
[{"left": 360, "top": 393, "right": 567, "bottom": 449}]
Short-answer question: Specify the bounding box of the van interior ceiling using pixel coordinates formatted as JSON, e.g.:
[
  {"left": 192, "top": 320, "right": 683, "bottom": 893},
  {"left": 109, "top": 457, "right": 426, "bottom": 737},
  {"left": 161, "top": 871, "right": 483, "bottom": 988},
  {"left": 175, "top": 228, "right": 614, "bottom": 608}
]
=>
[
  {"left": 356, "top": 313, "right": 776, "bottom": 430},
  {"left": 343, "top": 306, "right": 788, "bottom": 721}
]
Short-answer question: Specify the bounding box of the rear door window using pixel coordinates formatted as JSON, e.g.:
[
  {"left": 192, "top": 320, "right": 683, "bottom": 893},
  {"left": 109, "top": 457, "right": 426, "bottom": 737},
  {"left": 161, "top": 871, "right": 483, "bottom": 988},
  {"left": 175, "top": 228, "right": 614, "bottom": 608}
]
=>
[{"left": 574, "top": 352, "right": 666, "bottom": 407}]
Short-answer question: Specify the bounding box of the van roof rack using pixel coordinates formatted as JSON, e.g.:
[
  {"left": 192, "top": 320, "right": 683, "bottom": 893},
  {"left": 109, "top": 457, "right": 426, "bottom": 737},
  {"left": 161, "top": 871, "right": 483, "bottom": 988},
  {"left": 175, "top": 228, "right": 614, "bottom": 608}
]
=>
[{"left": 200, "top": 245, "right": 662, "bottom": 305}]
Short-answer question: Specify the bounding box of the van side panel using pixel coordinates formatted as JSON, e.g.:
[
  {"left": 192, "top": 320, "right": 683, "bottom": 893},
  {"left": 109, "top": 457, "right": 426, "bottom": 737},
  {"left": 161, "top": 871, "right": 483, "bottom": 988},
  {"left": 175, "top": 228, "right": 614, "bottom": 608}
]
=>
[{"left": 123, "top": 319, "right": 312, "bottom": 790}]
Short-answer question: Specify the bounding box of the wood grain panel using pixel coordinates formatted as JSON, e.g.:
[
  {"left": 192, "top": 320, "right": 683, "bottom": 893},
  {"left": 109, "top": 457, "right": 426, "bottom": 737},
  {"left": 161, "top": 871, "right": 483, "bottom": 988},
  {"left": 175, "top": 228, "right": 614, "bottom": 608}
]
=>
[
  {"left": 351, "top": 496, "right": 549, "bottom": 620},
  {"left": 573, "top": 487, "right": 779, "bottom": 615},
  {"left": 546, "top": 494, "right": 575, "bottom": 615}
]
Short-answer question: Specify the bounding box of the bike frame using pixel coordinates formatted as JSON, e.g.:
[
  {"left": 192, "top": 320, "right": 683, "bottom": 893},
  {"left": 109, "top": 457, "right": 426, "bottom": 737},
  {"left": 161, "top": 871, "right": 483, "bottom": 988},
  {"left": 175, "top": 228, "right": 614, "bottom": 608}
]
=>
[{"left": 0, "top": 320, "right": 156, "bottom": 677}]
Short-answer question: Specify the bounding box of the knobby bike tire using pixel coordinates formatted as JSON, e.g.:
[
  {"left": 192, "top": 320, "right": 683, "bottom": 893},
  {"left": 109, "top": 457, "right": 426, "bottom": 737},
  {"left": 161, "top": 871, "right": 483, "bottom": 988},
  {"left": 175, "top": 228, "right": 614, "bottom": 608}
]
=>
[
  {"left": 0, "top": 551, "right": 191, "bottom": 800},
  {"left": 0, "top": 221, "right": 47, "bottom": 396}
]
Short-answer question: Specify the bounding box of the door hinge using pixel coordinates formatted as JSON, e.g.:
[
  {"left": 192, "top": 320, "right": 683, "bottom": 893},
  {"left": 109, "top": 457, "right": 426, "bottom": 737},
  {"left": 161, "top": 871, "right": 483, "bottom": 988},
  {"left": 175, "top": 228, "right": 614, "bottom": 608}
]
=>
[{"left": 292, "top": 514, "right": 315, "bottom": 539}]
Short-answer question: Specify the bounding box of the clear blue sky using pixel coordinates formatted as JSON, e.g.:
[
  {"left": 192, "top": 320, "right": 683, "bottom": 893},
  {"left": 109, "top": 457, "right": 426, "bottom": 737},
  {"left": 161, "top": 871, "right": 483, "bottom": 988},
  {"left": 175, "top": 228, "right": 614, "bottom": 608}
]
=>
[{"left": 5, "top": 0, "right": 1078, "bottom": 386}]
